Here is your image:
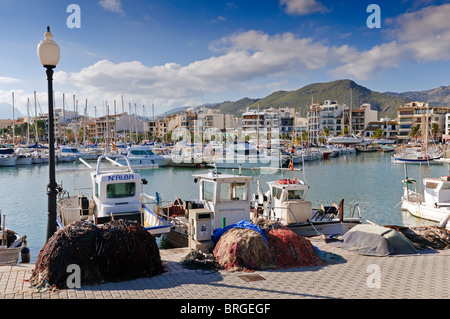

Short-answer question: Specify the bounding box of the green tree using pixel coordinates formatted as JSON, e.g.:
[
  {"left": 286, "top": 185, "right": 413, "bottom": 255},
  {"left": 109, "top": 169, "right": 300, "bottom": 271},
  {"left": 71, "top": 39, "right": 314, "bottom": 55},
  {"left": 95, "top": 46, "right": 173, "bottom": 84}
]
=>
[
  {"left": 409, "top": 125, "right": 420, "bottom": 142},
  {"left": 372, "top": 128, "right": 384, "bottom": 139},
  {"left": 431, "top": 123, "right": 440, "bottom": 141}
]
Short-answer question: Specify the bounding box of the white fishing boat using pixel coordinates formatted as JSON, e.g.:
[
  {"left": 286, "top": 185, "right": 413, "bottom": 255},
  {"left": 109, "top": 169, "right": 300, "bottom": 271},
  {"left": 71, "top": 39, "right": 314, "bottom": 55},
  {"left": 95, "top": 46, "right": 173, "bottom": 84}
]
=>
[
  {"left": 159, "top": 170, "right": 254, "bottom": 249},
  {"left": 56, "top": 155, "right": 172, "bottom": 236},
  {"left": 252, "top": 169, "right": 362, "bottom": 237},
  {"left": 401, "top": 172, "right": 450, "bottom": 229},
  {"left": 117, "top": 145, "right": 170, "bottom": 167},
  {"left": 0, "top": 213, "right": 27, "bottom": 265}
]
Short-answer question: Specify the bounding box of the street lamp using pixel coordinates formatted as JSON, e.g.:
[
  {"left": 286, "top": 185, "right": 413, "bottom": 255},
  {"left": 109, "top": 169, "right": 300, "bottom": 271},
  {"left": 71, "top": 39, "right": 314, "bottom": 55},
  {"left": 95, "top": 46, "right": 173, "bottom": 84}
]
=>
[{"left": 37, "top": 26, "right": 60, "bottom": 241}]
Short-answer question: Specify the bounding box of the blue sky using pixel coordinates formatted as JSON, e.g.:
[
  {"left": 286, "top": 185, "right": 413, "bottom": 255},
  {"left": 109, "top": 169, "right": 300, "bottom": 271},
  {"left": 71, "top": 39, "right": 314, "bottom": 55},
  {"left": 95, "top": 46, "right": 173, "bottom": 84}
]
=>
[{"left": 1, "top": 0, "right": 450, "bottom": 117}]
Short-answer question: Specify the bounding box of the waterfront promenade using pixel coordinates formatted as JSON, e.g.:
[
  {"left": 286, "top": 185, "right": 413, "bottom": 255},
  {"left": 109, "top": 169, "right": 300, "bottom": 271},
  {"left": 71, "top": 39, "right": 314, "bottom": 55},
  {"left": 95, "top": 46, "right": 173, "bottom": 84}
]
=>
[{"left": 0, "top": 237, "right": 449, "bottom": 300}]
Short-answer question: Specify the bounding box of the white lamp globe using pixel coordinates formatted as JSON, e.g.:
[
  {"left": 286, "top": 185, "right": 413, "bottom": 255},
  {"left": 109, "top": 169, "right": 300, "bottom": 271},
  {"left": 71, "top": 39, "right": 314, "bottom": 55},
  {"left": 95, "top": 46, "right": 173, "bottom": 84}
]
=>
[{"left": 37, "top": 26, "right": 60, "bottom": 68}]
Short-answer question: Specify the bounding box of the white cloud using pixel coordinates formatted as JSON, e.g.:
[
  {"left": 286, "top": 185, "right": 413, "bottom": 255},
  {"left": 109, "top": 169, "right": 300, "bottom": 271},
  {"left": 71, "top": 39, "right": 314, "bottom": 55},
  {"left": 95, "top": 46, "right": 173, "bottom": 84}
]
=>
[
  {"left": 280, "top": 0, "right": 329, "bottom": 16},
  {"left": 46, "top": 4, "right": 450, "bottom": 112},
  {"left": 99, "top": 0, "right": 124, "bottom": 14},
  {"left": 385, "top": 3, "right": 450, "bottom": 62},
  {"left": 0, "top": 77, "right": 22, "bottom": 84}
]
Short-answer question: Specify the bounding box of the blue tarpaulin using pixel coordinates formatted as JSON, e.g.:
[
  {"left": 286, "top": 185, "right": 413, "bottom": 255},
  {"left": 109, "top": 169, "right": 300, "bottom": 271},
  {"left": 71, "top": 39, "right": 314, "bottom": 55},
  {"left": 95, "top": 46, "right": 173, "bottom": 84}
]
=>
[{"left": 212, "top": 219, "right": 267, "bottom": 243}]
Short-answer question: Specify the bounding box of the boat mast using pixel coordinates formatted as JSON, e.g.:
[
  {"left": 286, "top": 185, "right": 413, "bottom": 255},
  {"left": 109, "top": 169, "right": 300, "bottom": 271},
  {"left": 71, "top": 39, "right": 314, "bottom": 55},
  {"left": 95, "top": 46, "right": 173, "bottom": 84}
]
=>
[
  {"left": 34, "top": 91, "right": 39, "bottom": 144},
  {"left": 83, "top": 99, "right": 87, "bottom": 147},
  {"left": 12, "top": 92, "right": 15, "bottom": 146},
  {"left": 62, "top": 93, "right": 66, "bottom": 144},
  {"left": 27, "top": 98, "right": 30, "bottom": 145}
]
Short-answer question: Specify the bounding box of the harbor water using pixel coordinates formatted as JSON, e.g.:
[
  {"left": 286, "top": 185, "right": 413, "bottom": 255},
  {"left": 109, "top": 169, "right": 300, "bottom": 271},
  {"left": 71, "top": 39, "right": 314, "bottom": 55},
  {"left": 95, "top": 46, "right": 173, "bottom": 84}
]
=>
[{"left": 1, "top": 151, "right": 449, "bottom": 262}]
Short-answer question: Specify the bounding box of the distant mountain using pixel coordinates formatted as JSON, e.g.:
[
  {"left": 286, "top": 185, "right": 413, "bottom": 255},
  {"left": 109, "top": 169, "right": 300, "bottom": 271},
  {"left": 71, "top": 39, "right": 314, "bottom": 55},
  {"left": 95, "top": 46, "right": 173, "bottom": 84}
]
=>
[
  {"left": 210, "top": 79, "right": 412, "bottom": 119},
  {"left": 0, "top": 103, "right": 24, "bottom": 119},
  {"left": 384, "top": 85, "right": 450, "bottom": 108}
]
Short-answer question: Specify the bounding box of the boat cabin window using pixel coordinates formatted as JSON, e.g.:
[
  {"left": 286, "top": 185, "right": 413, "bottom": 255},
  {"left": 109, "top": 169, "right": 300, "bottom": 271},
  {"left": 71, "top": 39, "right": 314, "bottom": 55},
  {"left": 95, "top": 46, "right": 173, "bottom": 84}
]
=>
[
  {"left": 272, "top": 187, "right": 283, "bottom": 200},
  {"left": 425, "top": 182, "right": 439, "bottom": 189},
  {"left": 287, "top": 189, "right": 304, "bottom": 200},
  {"left": 95, "top": 182, "right": 99, "bottom": 198},
  {"left": 442, "top": 183, "right": 450, "bottom": 190},
  {"left": 106, "top": 182, "right": 136, "bottom": 198},
  {"left": 202, "top": 181, "right": 214, "bottom": 202},
  {"left": 219, "top": 182, "right": 248, "bottom": 201},
  {"left": 130, "top": 150, "right": 154, "bottom": 156}
]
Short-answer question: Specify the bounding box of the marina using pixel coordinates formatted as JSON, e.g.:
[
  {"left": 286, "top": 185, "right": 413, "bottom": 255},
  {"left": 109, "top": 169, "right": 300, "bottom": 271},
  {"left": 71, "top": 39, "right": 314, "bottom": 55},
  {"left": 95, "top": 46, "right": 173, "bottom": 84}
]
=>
[
  {"left": 1, "top": 149, "right": 449, "bottom": 260},
  {"left": 2, "top": 2, "right": 450, "bottom": 304}
]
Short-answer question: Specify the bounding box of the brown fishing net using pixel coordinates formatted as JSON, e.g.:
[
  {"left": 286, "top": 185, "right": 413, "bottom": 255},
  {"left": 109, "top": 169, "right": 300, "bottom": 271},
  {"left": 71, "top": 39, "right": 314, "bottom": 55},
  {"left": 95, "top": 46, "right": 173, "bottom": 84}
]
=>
[
  {"left": 212, "top": 219, "right": 326, "bottom": 271},
  {"left": 256, "top": 219, "right": 327, "bottom": 268},
  {"left": 389, "top": 225, "right": 450, "bottom": 250},
  {"left": 29, "top": 220, "right": 163, "bottom": 290},
  {"left": 212, "top": 227, "right": 274, "bottom": 271}
]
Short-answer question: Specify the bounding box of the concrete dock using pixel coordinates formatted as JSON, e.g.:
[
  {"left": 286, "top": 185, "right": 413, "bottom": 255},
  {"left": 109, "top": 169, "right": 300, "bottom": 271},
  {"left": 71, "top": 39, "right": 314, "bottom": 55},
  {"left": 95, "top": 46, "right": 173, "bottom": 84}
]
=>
[{"left": 1, "top": 237, "right": 449, "bottom": 300}]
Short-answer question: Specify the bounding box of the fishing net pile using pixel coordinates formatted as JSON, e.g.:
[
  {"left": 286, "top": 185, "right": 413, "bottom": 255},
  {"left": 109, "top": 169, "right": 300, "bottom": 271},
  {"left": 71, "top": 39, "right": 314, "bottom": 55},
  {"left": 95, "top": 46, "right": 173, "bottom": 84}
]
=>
[
  {"left": 255, "top": 219, "right": 327, "bottom": 268},
  {"left": 213, "top": 227, "right": 274, "bottom": 271},
  {"left": 391, "top": 225, "right": 450, "bottom": 250},
  {"left": 211, "top": 219, "right": 326, "bottom": 271},
  {"left": 29, "top": 220, "right": 163, "bottom": 290}
]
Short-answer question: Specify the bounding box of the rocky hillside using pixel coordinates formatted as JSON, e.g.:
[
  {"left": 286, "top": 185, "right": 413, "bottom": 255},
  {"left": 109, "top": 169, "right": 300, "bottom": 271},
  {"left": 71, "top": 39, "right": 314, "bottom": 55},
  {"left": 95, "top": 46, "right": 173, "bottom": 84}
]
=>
[{"left": 212, "top": 79, "right": 412, "bottom": 119}]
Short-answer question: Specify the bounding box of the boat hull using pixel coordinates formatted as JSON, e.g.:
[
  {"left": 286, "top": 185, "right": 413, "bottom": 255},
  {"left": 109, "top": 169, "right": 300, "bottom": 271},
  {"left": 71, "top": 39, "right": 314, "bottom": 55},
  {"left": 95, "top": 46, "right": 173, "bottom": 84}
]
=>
[
  {"left": 401, "top": 197, "right": 450, "bottom": 227},
  {"left": 0, "top": 156, "right": 16, "bottom": 167}
]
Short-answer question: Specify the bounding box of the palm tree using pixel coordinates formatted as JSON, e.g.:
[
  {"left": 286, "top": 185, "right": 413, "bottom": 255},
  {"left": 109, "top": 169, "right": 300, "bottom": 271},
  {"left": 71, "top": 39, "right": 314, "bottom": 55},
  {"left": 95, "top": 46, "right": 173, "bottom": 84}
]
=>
[
  {"left": 372, "top": 128, "right": 384, "bottom": 139},
  {"left": 409, "top": 125, "right": 420, "bottom": 142},
  {"left": 431, "top": 123, "right": 440, "bottom": 141}
]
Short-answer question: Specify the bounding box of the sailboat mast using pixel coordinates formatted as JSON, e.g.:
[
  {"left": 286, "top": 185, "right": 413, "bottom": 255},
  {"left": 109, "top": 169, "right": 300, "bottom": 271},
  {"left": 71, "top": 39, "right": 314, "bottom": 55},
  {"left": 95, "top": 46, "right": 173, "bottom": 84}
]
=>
[
  {"left": 27, "top": 98, "right": 30, "bottom": 144},
  {"left": 12, "top": 92, "right": 15, "bottom": 146},
  {"left": 34, "top": 91, "right": 39, "bottom": 143}
]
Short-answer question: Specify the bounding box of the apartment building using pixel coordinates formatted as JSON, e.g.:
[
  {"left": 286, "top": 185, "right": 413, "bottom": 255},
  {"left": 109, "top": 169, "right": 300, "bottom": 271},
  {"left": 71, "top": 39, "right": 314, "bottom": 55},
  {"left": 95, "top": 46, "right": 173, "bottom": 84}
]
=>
[
  {"left": 397, "top": 102, "right": 449, "bottom": 143},
  {"left": 363, "top": 118, "right": 398, "bottom": 138},
  {"left": 307, "top": 100, "right": 348, "bottom": 142},
  {"left": 351, "top": 103, "right": 378, "bottom": 134}
]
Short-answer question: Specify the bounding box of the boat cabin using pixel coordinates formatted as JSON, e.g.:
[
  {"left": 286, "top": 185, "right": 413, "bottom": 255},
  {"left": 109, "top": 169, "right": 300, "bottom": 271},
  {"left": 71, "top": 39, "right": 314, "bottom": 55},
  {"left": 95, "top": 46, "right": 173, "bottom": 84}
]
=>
[
  {"left": 423, "top": 176, "right": 450, "bottom": 206},
  {"left": 193, "top": 171, "right": 252, "bottom": 229},
  {"left": 266, "top": 178, "right": 312, "bottom": 225},
  {"left": 91, "top": 156, "right": 144, "bottom": 224}
]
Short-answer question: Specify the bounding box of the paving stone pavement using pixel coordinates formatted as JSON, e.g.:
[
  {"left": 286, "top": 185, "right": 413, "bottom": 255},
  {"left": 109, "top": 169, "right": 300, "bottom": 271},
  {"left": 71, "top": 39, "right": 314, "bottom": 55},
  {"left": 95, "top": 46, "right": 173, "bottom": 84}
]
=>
[{"left": 1, "top": 238, "right": 449, "bottom": 300}]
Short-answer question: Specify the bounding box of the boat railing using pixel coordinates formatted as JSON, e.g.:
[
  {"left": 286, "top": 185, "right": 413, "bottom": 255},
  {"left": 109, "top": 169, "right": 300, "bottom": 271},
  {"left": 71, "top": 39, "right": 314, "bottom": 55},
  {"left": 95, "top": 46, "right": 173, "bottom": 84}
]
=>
[{"left": 350, "top": 204, "right": 361, "bottom": 219}]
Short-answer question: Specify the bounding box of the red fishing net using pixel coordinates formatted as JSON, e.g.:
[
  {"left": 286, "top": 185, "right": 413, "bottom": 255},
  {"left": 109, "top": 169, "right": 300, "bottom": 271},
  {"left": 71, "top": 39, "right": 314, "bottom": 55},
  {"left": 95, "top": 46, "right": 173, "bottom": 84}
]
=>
[{"left": 212, "top": 219, "right": 326, "bottom": 271}]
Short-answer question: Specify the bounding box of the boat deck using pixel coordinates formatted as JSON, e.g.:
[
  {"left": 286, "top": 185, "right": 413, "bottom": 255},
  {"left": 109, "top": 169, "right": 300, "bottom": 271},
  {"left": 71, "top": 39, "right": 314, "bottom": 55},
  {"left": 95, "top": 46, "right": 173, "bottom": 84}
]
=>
[{"left": 1, "top": 237, "right": 449, "bottom": 302}]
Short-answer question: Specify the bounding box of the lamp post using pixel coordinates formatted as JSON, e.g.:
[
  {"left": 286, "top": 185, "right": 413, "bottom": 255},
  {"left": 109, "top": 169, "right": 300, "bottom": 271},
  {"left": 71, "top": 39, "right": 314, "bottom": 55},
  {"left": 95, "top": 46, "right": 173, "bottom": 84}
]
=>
[{"left": 37, "top": 26, "right": 60, "bottom": 241}]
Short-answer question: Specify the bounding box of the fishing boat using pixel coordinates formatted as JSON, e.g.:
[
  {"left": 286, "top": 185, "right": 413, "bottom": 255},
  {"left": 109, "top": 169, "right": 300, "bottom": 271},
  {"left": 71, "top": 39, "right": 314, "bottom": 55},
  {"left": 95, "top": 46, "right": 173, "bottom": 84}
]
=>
[
  {"left": 56, "top": 155, "right": 172, "bottom": 236},
  {"left": 158, "top": 170, "right": 254, "bottom": 249},
  {"left": 401, "top": 170, "right": 450, "bottom": 229},
  {"left": 252, "top": 169, "right": 362, "bottom": 236},
  {"left": 0, "top": 213, "right": 28, "bottom": 265}
]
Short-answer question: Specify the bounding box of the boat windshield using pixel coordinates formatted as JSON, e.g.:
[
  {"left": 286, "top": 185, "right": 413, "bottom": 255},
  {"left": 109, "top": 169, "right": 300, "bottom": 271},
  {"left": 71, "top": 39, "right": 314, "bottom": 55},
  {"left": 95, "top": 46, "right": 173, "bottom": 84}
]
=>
[
  {"left": 219, "top": 182, "right": 248, "bottom": 201},
  {"left": 106, "top": 182, "right": 136, "bottom": 198},
  {"left": 130, "top": 150, "right": 155, "bottom": 156},
  {"left": 287, "top": 189, "right": 304, "bottom": 200}
]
